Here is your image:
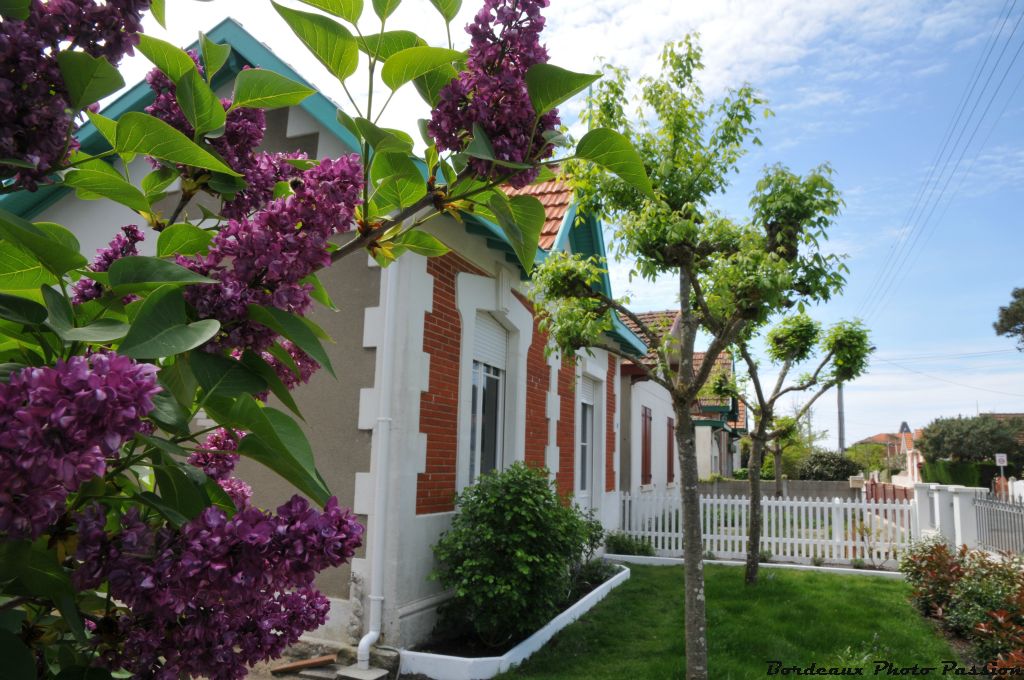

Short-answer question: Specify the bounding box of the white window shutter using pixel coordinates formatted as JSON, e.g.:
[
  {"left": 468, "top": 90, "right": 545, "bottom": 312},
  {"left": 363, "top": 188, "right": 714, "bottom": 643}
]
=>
[
  {"left": 474, "top": 312, "right": 508, "bottom": 369},
  {"left": 580, "top": 376, "right": 597, "bottom": 405}
]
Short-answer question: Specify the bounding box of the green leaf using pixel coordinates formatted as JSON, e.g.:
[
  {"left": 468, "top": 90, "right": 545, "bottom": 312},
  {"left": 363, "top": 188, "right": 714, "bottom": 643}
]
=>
[
  {"left": 525, "top": 63, "right": 599, "bottom": 116},
  {"left": 135, "top": 491, "right": 189, "bottom": 527},
  {"left": 63, "top": 167, "right": 151, "bottom": 213},
  {"left": 204, "top": 476, "right": 238, "bottom": 517},
  {"left": 297, "top": 0, "right": 362, "bottom": 22},
  {"left": 392, "top": 230, "right": 449, "bottom": 257},
  {"left": 0, "top": 241, "right": 56, "bottom": 290},
  {"left": 0, "top": 630, "right": 35, "bottom": 679},
  {"left": 246, "top": 305, "right": 334, "bottom": 377},
  {"left": 199, "top": 33, "right": 231, "bottom": 83},
  {"left": 190, "top": 350, "right": 267, "bottom": 399},
  {"left": 372, "top": 0, "right": 401, "bottom": 20},
  {"left": 381, "top": 46, "right": 464, "bottom": 90},
  {"left": 464, "top": 122, "right": 532, "bottom": 169},
  {"left": 301, "top": 273, "right": 336, "bottom": 311},
  {"left": 488, "top": 193, "right": 544, "bottom": 272},
  {"left": 413, "top": 64, "right": 458, "bottom": 107},
  {"left": 148, "top": 390, "right": 190, "bottom": 435},
  {"left": 0, "top": 209, "right": 87, "bottom": 275},
  {"left": 0, "top": 0, "right": 30, "bottom": 20},
  {"left": 160, "top": 358, "right": 198, "bottom": 408},
  {"left": 107, "top": 256, "right": 215, "bottom": 294},
  {"left": 119, "top": 286, "right": 221, "bottom": 359},
  {"left": 575, "top": 127, "right": 656, "bottom": 199},
  {"left": 59, "top": 319, "right": 130, "bottom": 343},
  {"left": 355, "top": 118, "right": 414, "bottom": 154},
  {"left": 357, "top": 30, "right": 423, "bottom": 60},
  {"left": 235, "top": 400, "right": 330, "bottom": 505},
  {"left": 176, "top": 68, "right": 226, "bottom": 137},
  {"left": 240, "top": 349, "right": 303, "bottom": 417},
  {"left": 150, "top": 0, "right": 166, "bottom": 27},
  {"left": 41, "top": 285, "right": 73, "bottom": 333},
  {"left": 136, "top": 35, "right": 198, "bottom": 82},
  {"left": 116, "top": 112, "right": 240, "bottom": 176},
  {"left": 142, "top": 167, "right": 179, "bottom": 199},
  {"left": 230, "top": 68, "right": 316, "bottom": 111},
  {"left": 154, "top": 456, "right": 210, "bottom": 522},
  {"left": 272, "top": 2, "right": 358, "bottom": 82},
  {"left": 428, "top": 0, "right": 460, "bottom": 22},
  {"left": 56, "top": 51, "right": 125, "bottom": 109},
  {"left": 86, "top": 111, "right": 118, "bottom": 148},
  {"left": 137, "top": 433, "right": 190, "bottom": 459},
  {"left": 0, "top": 292, "right": 47, "bottom": 326},
  {"left": 370, "top": 152, "right": 426, "bottom": 213},
  {"left": 157, "top": 223, "right": 214, "bottom": 258}
]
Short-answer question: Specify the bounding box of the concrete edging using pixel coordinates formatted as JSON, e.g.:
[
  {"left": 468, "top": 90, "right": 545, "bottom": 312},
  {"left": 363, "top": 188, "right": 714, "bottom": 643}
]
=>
[
  {"left": 603, "top": 554, "right": 904, "bottom": 579},
  {"left": 398, "top": 565, "right": 631, "bottom": 679}
]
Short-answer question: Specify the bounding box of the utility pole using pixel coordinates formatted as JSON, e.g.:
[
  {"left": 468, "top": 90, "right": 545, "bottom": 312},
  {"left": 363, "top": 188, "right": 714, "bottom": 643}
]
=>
[{"left": 837, "top": 383, "right": 846, "bottom": 452}]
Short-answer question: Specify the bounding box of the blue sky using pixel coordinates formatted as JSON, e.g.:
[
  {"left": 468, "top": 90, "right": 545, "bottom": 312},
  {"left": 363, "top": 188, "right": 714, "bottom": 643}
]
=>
[{"left": 127, "top": 0, "right": 1024, "bottom": 448}]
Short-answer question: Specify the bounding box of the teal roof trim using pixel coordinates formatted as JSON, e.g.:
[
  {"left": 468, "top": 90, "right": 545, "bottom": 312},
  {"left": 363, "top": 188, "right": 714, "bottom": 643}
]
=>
[{"left": 0, "top": 18, "right": 358, "bottom": 219}]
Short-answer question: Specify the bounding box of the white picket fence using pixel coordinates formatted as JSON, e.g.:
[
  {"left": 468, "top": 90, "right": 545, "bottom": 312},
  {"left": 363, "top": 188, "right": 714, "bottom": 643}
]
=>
[{"left": 620, "top": 492, "right": 916, "bottom": 569}]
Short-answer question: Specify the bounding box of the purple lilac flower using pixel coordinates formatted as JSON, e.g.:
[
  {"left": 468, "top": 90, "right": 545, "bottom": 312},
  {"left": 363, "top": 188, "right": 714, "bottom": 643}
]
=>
[
  {"left": 72, "top": 225, "right": 145, "bottom": 304},
  {"left": 0, "top": 353, "right": 160, "bottom": 539},
  {"left": 428, "top": 0, "right": 559, "bottom": 188},
  {"left": 74, "top": 496, "right": 363, "bottom": 680},
  {"left": 263, "top": 340, "right": 320, "bottom": 392},
  {"left": 180, "top": 157, "right": 363, "bottom": 354},
  {"left": 1, "top": 0, "right": 150, "bottom": 188},
  {"left": 187, "top": 428, "right": 240, "bottom": 481}
]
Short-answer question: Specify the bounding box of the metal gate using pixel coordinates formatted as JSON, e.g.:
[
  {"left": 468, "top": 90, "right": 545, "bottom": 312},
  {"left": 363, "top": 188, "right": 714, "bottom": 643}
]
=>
[{"left": 976, "top": 493, "right": 1024, "bottom": 555}]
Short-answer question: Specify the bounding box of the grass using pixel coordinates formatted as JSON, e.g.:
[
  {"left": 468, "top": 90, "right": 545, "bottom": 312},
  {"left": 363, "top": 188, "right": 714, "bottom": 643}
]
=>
[{"left": 497, "top": 564, "right": 958, "bottom": 679}]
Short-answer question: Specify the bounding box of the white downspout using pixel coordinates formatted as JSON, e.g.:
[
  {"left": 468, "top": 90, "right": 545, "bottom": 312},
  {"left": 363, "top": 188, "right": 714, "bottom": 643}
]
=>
[{"left": 357, "top": 262, "right": 398, "bottom": 669}]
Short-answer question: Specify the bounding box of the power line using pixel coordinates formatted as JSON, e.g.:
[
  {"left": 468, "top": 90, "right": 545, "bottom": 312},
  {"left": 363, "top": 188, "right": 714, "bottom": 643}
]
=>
[
  {"left": 875, "top": 349, "right": 1019, "bottom": 362},
  {"left": 856, "top": 0, "right": 1018, "bottom": 318},
  {"left": 875, "top": 358, "right": 1024, "bottom": 397}
]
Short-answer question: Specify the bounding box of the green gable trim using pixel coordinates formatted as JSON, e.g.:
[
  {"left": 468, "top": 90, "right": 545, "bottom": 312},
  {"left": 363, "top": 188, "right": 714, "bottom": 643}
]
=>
[
  {"left": 701, "top": 404, "right": 731, "bottom": 413},
  {"left": 0, "top": 18, "right": 358, "bottom": 220},
  {"left": 693, "top": 418, "right": 727, "bottom": 428}
]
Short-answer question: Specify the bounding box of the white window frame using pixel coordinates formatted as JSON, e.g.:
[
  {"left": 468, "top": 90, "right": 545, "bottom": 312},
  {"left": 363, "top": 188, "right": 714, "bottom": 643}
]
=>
[{"left": 468, "top": 359, "right": 505, "bottom": 484}]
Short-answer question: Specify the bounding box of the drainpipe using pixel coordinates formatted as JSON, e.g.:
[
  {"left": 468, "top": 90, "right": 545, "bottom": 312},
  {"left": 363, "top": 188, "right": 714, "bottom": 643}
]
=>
[{"left": 357, "top": 262, "right": 398, "bottom": 669}]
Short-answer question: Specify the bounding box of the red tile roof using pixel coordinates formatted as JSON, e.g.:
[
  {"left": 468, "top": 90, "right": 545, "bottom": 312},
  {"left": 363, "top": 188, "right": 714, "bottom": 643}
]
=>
[{"left": 504, "top": 178, "right": 572, "bottom": 249}]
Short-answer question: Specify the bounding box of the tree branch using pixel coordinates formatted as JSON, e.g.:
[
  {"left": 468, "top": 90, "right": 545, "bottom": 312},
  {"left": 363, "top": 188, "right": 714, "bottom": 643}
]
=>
[
  {"left": 593, "top": 340, "right": 674, "bottom": 392},
  {"left": 775, "top": 349, "right": 835, "bottom": 401}
]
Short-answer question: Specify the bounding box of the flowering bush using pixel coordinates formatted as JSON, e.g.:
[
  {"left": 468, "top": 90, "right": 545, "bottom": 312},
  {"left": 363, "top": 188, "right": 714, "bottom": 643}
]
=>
[
  {"left": 898, "top": 534, "right": 966, "bottom": 616},
  {"left": 0, "top": 0, "right": 651, "bottom": 676}
]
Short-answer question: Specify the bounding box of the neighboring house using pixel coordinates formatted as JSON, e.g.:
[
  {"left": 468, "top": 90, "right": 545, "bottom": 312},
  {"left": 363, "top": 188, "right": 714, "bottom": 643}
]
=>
[
  {"left": 617, "top": 311, "right": 747, "bottom": 494},
  {"left": 0, "top": 19, "right": 647, "bottom": 651},
  {"left": 887, "top": 422, "right": 924, "bottom": 487}
]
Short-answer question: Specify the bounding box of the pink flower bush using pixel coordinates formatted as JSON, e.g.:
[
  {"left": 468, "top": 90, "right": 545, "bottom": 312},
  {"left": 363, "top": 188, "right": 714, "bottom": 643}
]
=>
[{"left": 72, "top": 225, "right": 145, "bottom": 304}]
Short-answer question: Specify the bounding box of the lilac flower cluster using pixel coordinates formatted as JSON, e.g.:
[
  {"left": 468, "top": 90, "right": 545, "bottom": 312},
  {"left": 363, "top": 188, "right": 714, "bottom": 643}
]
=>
[
  {"left": 71, "top": 225, "right": 145, "bottom": 304},
  {"left": 263, "top": 340, "right": 320, "bottom": 392},
  {"left": 187, "top": 428, "right": 252, "bottom": 508},
  {"left": 1, "top": 0, "right": 150, "bottom": 188},
  {"left": 429, "top": 0, "right": 559, "bottom": 188},
  {"left": 74, "top": 495, "right": 363, "bottom": 679},
  {"left": 144, "top": 59, "right": 307, "bottom": 219},
  {"left": 0, "top": 353, "right": 160, "bottom": 539},
  {"left": 180, "top": 157, "right": 362, "bottom": 354}
]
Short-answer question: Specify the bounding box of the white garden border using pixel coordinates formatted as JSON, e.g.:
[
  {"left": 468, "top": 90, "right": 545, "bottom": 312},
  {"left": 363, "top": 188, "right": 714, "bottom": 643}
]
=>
[
  {"left": 398, "top": 565, "right": 631, "bottom": 680},
  {"left": 604, "top": 553, "right": 904, "bottom": 579}
]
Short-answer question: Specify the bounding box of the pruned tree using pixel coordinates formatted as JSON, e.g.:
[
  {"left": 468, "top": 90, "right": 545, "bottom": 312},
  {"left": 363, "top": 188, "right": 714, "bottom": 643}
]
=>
[
  {"left": 995, "top": 287, "right": 1024, "bottom": 350},
  {"left": 728, "top": 314, "right": 872, "bottom": 584},
  {"left": 528, "top": 37, "right": 848, "bottom": 680}
]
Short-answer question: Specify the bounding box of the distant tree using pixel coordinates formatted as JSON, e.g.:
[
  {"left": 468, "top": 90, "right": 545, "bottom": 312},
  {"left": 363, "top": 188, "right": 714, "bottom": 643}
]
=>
[
  {"left": 846, "top": 442, "right": 902, "bottom": 473},
  {"left": 995, "top": 288, "right": 1024, "bottom": 350},
  {"left": 917, "top": 416, "right": 1023, "bottom": 463},
  {"left": 797, "top": 451, "right": 861, "bottom": 480},
  {"left": 760, "top": 413, "right": 824, "bottom": 481}
]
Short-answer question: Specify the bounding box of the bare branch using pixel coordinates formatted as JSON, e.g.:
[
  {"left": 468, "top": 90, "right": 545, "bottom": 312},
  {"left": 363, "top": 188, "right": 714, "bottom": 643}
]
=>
[
  {"left": 593, "top": 341, "right": 674, "bottom": 392},
  {"left": 775, "top": 349, "right": 835, "bottom": 401}
]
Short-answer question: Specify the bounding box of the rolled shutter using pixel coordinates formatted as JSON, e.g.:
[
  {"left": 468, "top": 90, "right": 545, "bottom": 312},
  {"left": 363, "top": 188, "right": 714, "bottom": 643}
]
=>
[
  {"left": 474, "top": 312, "right": 507, "bottom": 369},
  {"left": 580, "top": 376, "right": 597, "bottom": 405}
]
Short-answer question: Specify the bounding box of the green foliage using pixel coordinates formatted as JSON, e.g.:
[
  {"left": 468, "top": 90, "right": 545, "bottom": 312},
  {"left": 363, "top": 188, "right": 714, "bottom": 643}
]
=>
[
  {"left": 899, "top": 535, "right": 965, "bottom": 616},
  {"left": 917, "top": 415, "right": 1023, "bottom": 463},
  {"left": 995, "top": 287, "right": 1024, "bottom": 350},
  {"left": 822, "top": 320, "right": 872, "bottom": 383},
  {"left": 765, "top": 314, "right": 820, "bottom": 364},
  {"left": 795, "top": 451, "right": 860, "bottom": 481},
  {"left": 845, "top": 443, "right": 902, "bottom": 473},
  {"left": 603, "top": 531, "right": 655, "bottom": 557},
  {"left": 946, "top": 551, "right": 1023, "bottom": 639},
  {"left": 432, "top": 463, "right": 598, "bottom": 646}
]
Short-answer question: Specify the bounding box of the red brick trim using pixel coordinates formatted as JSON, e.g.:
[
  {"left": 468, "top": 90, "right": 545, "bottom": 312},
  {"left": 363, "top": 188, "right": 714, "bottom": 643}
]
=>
[
  {"left": 515, "top": 293, "right": 550, "bottom": 470},
  {"left": 555, "top": 355, "right": 576, "bottom": 498},
  {"left": 416, "top": 253, "right": 489, "bottom": 515}
]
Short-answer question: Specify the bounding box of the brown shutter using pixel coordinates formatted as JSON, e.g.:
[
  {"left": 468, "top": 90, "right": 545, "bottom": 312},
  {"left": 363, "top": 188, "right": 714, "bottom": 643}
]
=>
[
  {"left": 641, "top": 407, "right": 652, "bottom": 485},
  {"left": 667, "top": 417, "right": 675, "bottom": 483}
]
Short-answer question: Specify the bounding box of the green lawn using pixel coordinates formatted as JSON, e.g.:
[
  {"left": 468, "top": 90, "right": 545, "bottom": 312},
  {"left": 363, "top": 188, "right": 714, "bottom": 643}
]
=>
[{"left": 498, "top": 564, "right": 958, "bottom": 680}]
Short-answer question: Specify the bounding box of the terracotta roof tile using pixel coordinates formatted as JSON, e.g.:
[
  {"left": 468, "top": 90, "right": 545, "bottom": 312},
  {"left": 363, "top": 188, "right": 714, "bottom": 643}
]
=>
[{"left": 504, "top": 178, "right": 572, "bottom": 249}]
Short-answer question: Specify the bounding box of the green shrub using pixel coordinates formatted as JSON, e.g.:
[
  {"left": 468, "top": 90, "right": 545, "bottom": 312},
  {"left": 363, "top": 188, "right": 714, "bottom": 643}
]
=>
[
  {"left": 432, "top": 463, "right": 597, "bottom": 646},
  {"left": 604, "top": 531, "right": 655, "bottom": 556},
  {"left": 898, "top": 534, "right": 965, "bottom": 615},
  {"left": 796, "top": 451, "right": 861, "bottom": 481},
  {"left": 947, "top": 551, "right": 1023, "bottom": 640},
  {"left": 758, "top": 548, "right": 772, "bottom": 563},
  {"left": 732, "top": 467, "right": 748, "bottom": 480}
]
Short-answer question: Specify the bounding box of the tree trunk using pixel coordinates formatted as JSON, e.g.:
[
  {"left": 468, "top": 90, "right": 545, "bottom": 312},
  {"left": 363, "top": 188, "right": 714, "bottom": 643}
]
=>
[
  {"left": 774, "top": 446, "right": 784, "bottom": 497},
  {"left": 675, "top": 406, "right": 708, "bottom": 679},
  {"left": 745, "top": 437, "right": 765, "bottom": 584}
]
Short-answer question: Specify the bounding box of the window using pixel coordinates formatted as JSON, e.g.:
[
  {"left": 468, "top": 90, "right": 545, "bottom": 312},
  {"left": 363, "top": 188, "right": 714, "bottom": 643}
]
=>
[
  {"left": 468, "top": 312, "right": 507, "bottom": 485},
  {"left": 666, "top": 417, "right": 675, "bottom": 484},
  {"left": 641, "top": 406, "right": 652, "bottom": 485},
  {"left": 579, "top": 377, "right": 597, "bottom": 494}
]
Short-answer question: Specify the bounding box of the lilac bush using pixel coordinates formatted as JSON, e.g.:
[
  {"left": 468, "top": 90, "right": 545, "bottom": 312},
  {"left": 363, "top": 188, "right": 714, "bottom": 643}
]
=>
[{"left": 71, "top": 225, "right": 145, "bottom": 303}]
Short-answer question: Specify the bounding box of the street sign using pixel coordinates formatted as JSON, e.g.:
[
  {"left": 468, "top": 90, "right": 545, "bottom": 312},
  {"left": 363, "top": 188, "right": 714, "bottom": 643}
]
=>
[{"left": 996, "top": 453, "right": 1008, "bottom": 467}]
